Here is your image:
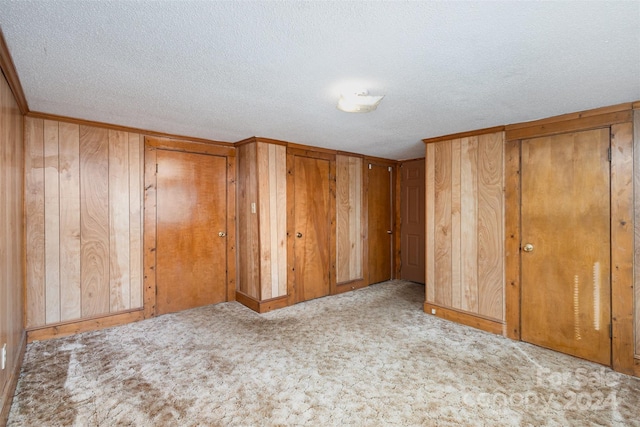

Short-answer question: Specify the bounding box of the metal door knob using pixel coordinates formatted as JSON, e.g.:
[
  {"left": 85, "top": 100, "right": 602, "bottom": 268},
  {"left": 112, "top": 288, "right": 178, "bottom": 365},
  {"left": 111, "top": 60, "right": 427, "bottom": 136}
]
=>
[
  {"left": 218, "top": 231, "right": 226, "bottom": 237},
  {"left": 296, "top": 232, "right": 303, "bottom": 238},
  {"left": 523, "top": 243, "right": 534, "bottom": 252},
  {"left": 387, "top": 230, "right": 393, "bottom": 234}
]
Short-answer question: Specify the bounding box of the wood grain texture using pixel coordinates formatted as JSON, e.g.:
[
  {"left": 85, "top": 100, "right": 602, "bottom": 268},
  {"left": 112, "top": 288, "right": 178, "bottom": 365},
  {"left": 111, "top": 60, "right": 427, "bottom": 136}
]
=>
[
  {"left": 635, "top": 110, "right": 640, "bottom": 358},
  {"left": 128, "top": 133, "right": 143, "bottom": 309},
  {"left": 477, "top": 132, "right": 504, "bottom": 321},
  {"left": 293, "top": 155, "right": 332, "bottom": 302},
  {"left": 422, "top": 126, "right": 506, "bottom": 145},
  {"left": 80, "top": 125, "right": 110, "bottom": 318},
  {"left": 367, "top": 162, "right": 393, "bottom": 285},
  {"left": 226, "top": 153, "right": 238, "bottom": 302},
  {"left": 25, "top": 117, "right": 45, "bottom": 327},
  {"left": 0, "top": 71, "right": 25, "bottom": 426},
  {"left": 274, "top": 144, "right": 288, "bottom": 297},
  {"left": 433, "top": 142, "right": 452, "bottom": 306},
  {"left": 156, "top": 150, "right": 228, "bottom": 314},
  {"left": 611, "top": 122, "right": 635, "bottom": 374},
  {"left": 58, "top": 122, "right": 81, "bottom": 322},
  {"left": 504, "top": 139, "right": 521, "bottom": 339},
  {"left": 109, "top": 131, "right": 131, "bottom": 312},
  {"left": 336, "top": 155, "right": 364, "bottom": 284},
  {"left": 460, "top": 137, "right": 478, "bottom": 312},
  {"left": 143, "top": 144, "right": 157, "bottom": 318},
  {"left": 44, "top": 120, "right": 61, "bottom": 324},
  {"left": 425, "top": 144, "right": 435, "bottom": 303},
  {"left": 257, "top": 143, "right": 273, "bottom": 300},
  {"left": 450, "top": 139, "right": 462, "bottom": 308},
  {"left": 521, "top": 129, "right": 611, "bottom": 365},
  {"left": 236, "top": 142, "right": 260, "bottom": 298}
]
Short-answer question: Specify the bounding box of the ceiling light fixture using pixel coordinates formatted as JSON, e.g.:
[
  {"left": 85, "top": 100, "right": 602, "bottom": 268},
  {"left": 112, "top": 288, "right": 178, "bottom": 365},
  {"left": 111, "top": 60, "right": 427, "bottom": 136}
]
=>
[{"left": 337, "top": 89, "right": 384, "bottom": 113}]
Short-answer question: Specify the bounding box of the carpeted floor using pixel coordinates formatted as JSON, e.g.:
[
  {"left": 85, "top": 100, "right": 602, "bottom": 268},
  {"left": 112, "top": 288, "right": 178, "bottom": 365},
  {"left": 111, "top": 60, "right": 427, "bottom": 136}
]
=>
[{"left": 7, "top": 280, "right": 640, "bottom": 426}]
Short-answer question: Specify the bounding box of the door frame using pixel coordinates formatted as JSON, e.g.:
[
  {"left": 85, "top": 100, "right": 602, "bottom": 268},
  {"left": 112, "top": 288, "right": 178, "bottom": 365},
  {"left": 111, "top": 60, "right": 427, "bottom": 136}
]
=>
[
  {"left": 286, "top": 146, "right": 336, "bottom": 304},
  {"left": 143, "top": 136, "right": 237, "bottom": 318},
  {"left": 504, "top": 109, "right": 635, "bottom": 374}
]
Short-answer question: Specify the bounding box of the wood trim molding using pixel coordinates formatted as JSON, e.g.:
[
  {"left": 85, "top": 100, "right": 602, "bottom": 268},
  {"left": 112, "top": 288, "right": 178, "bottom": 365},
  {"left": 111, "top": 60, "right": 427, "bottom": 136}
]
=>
[
  {"left": 364, "top": 155, "right": 400, "bottom": 167},
  {"left": 504, "top": 140, "right": 521, "bottom": 339},
  {"left": 505, "top": 103, "right": 633, "bottom": 132},
  {"left": 422, "top": 126, "right": 505, "bottom": 145},
  {"left": 0, "top": 332, "right": 26, "bottom": 426},
  {"left": 0, "top": 29, "right": 28, "bottom": 114},
  {"left": 394, "top": 163, "right": 401, "bottom": 279},
  {"left": 26, "top": 311, "right": 144, "bottom": 342},
  {"left": 235, "top": 136, "right": 289, "bottom": 147},
  {"left": 235, "top": 291, "right": 289, "bottom": 313},
  {"left": 334, "top": 278, "right": 368, "bottom": 294},
  {"left": 27, "top": 111, "right": 233, "bottom": 147},
  {"left": 633, "top": 101, "right": 640, "bottom": 110},
  {"left": 423, "top": 303, "right": 504, "bottom": 335},
  {"left": 610, "top": 121, "right": 635, "bottom": 375},
  {"left": 143, "top": 136, "right": 237, "bottom": 318},
  {"left": 505, "top": 110, "right": 632, "bottom": 141}
]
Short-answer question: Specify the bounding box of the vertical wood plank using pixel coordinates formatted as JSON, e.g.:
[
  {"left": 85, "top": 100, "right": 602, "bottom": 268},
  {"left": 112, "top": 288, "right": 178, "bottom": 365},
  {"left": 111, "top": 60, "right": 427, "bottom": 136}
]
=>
[
  {"left": 128, "top": 133, "right": 143, "bottom": 309},
  {"left": 257, "top": 143, "right": 273, "bottom": 300},
  {"left": 268, "top": 145, "right": 280, "bottom": 298},
  {"left": 336, "top": 155, "right": 350, "bottom": 283},
  {"left": 80, "top": 125, "right": 110, "bottom": 317},
  {"left": 504, "top": 139, "right": 521, "bottom": 339},
  {"left": 58, "top": 122, "right": 81, "bottom": 321},
  {"left": 352, "top": 157, "right": 363, "bottom": 279},
  {"left": 460, "top": 136, "right": 478, "bottom": 313},
  {"left": 434, "top": 141, "right": 452, "bottom": 307},
  {"left": 611, "top": 122, "right": 635, "bottom": 374},
  {"left": 275, "top": 145, "right": 288, "bottom": 297},
  {"left": 634, "top": 110, "right": 640, "bottom": 358},
  {"left": 108, "top": 130, "right": 130, "bottom": 312},
  {"left": 477, "top": 132, "right": 505, "bottom": 321},
  {"left": 425, "top": 144, "right": 436, "bottom": 303},
  {"left": 226, "top": 151, "right": 237, "bottom": 302},
  {"left": 25, "top": 117, "right": 45, "bottom": 328},
  {"left": 44, "top": 120, "right": 60, "bottom": 324},
  {"left": 450, "top": 139, "right": 462, "bottom": 309},
  {"left": 143, "top": 144, "right": 157, "bottom": 318}
]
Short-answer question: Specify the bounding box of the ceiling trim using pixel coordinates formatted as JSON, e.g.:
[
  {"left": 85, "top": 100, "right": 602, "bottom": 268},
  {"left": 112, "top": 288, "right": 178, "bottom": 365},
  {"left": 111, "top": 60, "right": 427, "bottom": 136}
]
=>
[
  {"left": 422, "top": 126, "right": 506, "bottom": 145},
  {"left": 26, "top": 111, "right": 234, "bottom": 147},
  {"left": 504, "top": 102, "right": 634, "bottom": 131},
  {"left": 0, "top": 28, "right": 28, "bottom": 114}
]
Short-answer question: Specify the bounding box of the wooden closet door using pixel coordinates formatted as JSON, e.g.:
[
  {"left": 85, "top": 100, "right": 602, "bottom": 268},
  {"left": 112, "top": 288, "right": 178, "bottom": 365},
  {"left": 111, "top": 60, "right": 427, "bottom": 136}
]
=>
[
  {"left": 293, "top": 155, "right": 332, "bottom": 302},
  {"left": 400, "top": 159, "right": 425, "bottom": 283},
  {"left": 521, "top": 128, "right": 611, "bottom": 365},
  {"left": 156, "top": 150, "right": 228, "bottom": 314},
  {"left": 368, "top": 163, "right": 393, "bottom": 284}
]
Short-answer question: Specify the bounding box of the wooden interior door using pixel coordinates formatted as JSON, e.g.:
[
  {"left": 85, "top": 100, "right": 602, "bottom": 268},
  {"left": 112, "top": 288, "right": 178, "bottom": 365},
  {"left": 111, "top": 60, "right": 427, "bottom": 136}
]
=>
[
  {"left": 521, "top": 128, "right": 611, "bottom": 365},
  {"left": 368, "top": 163, "right": 393, "bottom": 284},
  {"left": 293, "top": 155, "right": 331, "bottom": 302},
  {"left": 400, "top": 159, "right": 425, "bottom": 283},
  {"left": 156, "top": 150, "right": 228, "bottom": 314}
]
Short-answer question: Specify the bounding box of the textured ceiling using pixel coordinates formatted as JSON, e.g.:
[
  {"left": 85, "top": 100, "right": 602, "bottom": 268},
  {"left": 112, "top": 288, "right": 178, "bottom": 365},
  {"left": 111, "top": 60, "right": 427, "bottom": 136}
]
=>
[{"left": 1, "top": 1, "right": 639, "bottom": 160}]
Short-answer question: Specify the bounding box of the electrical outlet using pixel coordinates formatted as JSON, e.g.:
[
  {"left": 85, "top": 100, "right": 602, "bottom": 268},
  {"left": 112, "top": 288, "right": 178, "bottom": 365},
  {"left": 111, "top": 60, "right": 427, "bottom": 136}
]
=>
[
  {"left": 1, "top": 343, "right": 6, "bottom": 370},
  {"left": 431, "top": 309, "right": 436, "bottom": 315}
]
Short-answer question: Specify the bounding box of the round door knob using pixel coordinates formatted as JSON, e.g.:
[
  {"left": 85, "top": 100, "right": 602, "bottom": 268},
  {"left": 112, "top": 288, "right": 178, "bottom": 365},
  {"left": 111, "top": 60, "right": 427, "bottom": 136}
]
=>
[
  {"left": 296, "top": 232, "right": 303, "bottom": 238},
  {"left": 218, "top": 231, "right": 226, "bottom": 237},
  {"left": 523, "top": 243, "right": 534, "bottom": 252}
]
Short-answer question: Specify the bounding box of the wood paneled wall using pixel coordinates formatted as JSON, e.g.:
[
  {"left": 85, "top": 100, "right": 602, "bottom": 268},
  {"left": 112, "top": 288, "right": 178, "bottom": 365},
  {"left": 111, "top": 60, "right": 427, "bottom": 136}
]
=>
[
  {"left": 0, "top": 69, "right": 25, "bottom": 425},
  {"left": 236, "top": 140, "right": 287, "bottom": 303},
  {"left": 25, "top": 117, "right": 143, "bottom": 329},
  {"left": 336, "top": 155, "right": 364, "bottom": 284},
  {"left": 634, "top": 108, "right": 640, "bottom": 359},
  {"left": 425, "top": 131, "right": 505, "bottom": 325}
]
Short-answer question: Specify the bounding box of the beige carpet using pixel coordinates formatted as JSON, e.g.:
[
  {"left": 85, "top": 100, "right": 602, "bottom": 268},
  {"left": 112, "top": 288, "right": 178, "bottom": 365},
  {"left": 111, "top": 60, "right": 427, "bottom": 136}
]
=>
[{"left": 7, "top": 280, "right": 640, "bottom": 426}]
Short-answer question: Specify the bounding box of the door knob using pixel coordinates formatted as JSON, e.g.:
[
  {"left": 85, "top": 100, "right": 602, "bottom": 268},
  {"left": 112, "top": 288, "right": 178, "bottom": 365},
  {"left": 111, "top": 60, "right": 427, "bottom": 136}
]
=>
[
  {"left": 387, "top": 230, "right": 393, "bottom": 234},
  {"left": 296, "top": 232, "right": 303, "bottom": 238},
  {"left": 218, "top": 231, "right": 226, "bottom": 237},
  {"left": 523, "top": 243, "right": 534, "bottom": 252}
]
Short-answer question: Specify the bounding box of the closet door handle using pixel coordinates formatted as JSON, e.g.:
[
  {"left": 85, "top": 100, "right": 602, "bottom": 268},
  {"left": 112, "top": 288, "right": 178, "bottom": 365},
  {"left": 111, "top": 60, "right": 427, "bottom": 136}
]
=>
[
  {"left": 218, "top": 231, "right": 226, "bottom": 237},
  {"left": 296, "top": 232, "right": 303, "bottom": 238}
]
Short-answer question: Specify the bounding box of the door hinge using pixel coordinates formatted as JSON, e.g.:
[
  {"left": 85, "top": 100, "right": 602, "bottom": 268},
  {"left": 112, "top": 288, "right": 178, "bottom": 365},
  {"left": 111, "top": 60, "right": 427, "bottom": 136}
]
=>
[
  {"left": 388, "top": 166, "right": 392, "bottom": 172},
  {"left": 368, "top": 164, "right": 372, "bottom": 170},
  {"left": 607, "top": 147, "right": 611, "bottom": 162}
]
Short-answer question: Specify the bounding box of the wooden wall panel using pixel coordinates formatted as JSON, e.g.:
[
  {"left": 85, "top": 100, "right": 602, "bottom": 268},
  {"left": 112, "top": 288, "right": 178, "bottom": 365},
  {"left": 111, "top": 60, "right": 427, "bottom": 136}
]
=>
[
  {"left": 635, "top": 109, "right": 640, "bottom": 358},
  {"left": 25, "top": 119, "right": 144, "bottom": 328},
  {"left": 236, "top": 142, "right": 260, "bottom": 298},
  {"left": 425, "top": 131, "right": 505, "bottom": 323},
  {"left": 59, "top": 123, "right": 81, "bottom": 321},
  {"left": 80, "top": 125, "right": 110, "bottom": 318},
  {"left": 0, "top": 71, "right": 25, "bottom": 426},
  {"left": 44, "top": 120, "right": 61, "bottom": 323},
  {"left": 25, "top": 118, "right": 45, "bottom": 328},
  {"left": 336, "top": 155, "right": 364, "bottom": 283}
]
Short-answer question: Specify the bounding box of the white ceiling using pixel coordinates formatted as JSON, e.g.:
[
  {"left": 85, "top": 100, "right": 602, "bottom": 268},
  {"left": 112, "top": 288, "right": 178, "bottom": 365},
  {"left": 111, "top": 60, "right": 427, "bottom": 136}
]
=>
[{"left": 1, "top": 1, "right": 639, "bottom": 160}]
